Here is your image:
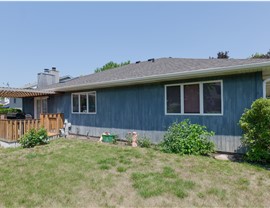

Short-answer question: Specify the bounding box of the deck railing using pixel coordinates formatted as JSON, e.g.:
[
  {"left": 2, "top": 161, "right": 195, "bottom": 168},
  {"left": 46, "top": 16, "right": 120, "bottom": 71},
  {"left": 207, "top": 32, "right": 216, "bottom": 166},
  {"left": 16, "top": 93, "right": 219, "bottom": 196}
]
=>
[{"left": 0, "top": 113, "right": 64, "bottom": 142}]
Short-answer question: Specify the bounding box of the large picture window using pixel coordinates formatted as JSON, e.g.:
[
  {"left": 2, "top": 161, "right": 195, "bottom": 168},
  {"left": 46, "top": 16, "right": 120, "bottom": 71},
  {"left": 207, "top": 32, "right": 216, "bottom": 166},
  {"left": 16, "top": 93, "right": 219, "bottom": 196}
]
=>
[
  {"left": 72, "top": 92, "right": 96, "bottom": 114},
  {"left": 165, "top": 80, "right": 222, "bottom": 115}
]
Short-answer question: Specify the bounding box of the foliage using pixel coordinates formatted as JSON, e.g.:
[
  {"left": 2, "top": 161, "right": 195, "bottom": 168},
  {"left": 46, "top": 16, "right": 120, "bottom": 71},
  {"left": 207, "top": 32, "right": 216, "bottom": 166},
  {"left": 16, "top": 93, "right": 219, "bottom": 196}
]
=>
[
  {"left": 20, "top": 128, "right": 48, "bottom": 148},
  {"left": 160, "top": 119, "right": 215, "bottom": 155},
  {"left": 95, "top": 60, "right": 130, "bottom": 73},
  {"left": 137, "top": 136, "right": 152, "bottom": 148},
  {"left": 125, "top": 132, "right": 133, "bottom": 146},
  {"left": 217, "top": 51, "right": 229, "bottom": 59},
  {"left": 239, "top": 98, "right": 270, "bottom": 163},
  {"left": 112, "top": 135, "right": 118, "bottom": 144},
  {"left": 251, "top": 50, "right": 270, "bottom": 59},
  {"left": 0, "top": 107, "right": 21, "bottom": 114}
]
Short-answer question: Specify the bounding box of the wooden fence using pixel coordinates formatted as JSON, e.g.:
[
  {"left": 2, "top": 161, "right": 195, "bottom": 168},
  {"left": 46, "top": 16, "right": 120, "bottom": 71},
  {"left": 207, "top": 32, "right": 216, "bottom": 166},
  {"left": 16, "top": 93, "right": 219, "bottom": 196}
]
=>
[
  {"left": 0, "top": 113, "right": 64, "bottom": 142},
  {"left": 40, "top": 113, "right": 64, "bottom": 136}
]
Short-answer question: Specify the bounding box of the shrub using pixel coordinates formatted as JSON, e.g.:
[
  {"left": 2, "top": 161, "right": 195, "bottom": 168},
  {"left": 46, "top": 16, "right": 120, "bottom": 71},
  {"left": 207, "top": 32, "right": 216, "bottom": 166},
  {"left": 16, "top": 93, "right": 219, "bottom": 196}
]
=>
[
  {"left": 137, "top": 136, "right": 152, "bottom": 148},
  {"left": 160, "top": 119, "right": 215, "bottom": 155},
  {"left": 0, "top": 108, "right": 21, "bottom": 114},
  {"left": 239, "top": 98, "right": 270, "bottom": 163},
  {"left": 20, "top": 128, "right": 48, "bottom": 148},
  {"left": 125, "top": 133, "right": 133, "bottom": 146}
]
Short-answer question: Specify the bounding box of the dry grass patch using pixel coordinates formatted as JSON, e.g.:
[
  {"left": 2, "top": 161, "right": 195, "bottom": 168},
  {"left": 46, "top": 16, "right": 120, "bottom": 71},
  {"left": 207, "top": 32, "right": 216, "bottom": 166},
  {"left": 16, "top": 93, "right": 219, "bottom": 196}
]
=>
[{"left": 0, "top": 138, "right": 269, "bottom": 207}]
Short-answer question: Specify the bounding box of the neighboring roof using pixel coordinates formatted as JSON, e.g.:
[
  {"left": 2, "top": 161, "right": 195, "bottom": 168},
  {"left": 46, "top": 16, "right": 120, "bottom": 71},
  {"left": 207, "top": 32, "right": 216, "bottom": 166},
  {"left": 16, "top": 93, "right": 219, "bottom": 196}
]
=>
[
  {"left": 0, "top": 87, "right": 55, "bottom": 98},
  {"left": 45, "top": 58, "right": 270, "bottom": 92}
]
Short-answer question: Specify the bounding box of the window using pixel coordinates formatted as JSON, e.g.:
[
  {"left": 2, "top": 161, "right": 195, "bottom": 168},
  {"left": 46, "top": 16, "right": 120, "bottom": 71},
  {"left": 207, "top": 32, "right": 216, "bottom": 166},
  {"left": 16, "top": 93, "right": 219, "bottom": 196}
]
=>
[
  {"left": 14, "top": 98, "right": 16, "bottom": 104},
  {"left": 80, "top": 94, "right": 87, "bottom": 113},
  {"left": 34, "top": 97, "right": 48, "bottom": 119},
  {"left": 166, "top": 86, "right": 181, "bottom": 113},
  {"left": 72, "top": 94, "right": 79, "bottom": 113},
  {"left": 165, "top": 80, "right": 222, "bottom": 115},
  {"left": 88, "top": 92, "right": 96, "bottom": 113},
  {"left": 72, "top": 92, "right": 96, "bottom": 114},
  {"left": 203, "top": 82, "right": 221, "bottom": 114},
  {"left": 184, "top": 84, "right": 200, "bottom": 113}
]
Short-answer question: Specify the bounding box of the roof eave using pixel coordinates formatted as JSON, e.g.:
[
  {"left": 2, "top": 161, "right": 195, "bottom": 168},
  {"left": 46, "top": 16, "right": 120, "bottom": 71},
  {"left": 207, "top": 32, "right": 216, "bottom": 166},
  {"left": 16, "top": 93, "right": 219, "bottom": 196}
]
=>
[{"left": 53, "top": 61, "right": 270, "bottom": 92}]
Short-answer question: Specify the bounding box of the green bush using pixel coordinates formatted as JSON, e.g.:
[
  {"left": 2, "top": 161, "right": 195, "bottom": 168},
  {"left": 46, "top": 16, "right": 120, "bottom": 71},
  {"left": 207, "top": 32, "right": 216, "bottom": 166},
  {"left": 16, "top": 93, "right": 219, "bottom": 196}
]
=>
[
  {"left": 20, "top": 128, "right": 48, "bottom": 148},
  {"left": 160, "top": 119, "right": 215, "bottom": 155},
  {"left": 0, "top": 108, "right": 21, "bottom": 114},
  {"left": 137, "top": 136, "right": 152, "bottom": 148},
  {"left": 239, "top": 98, "right": 270, "bottom": 163},
  {"left": 125, "top": 133, "right": 133, "bottom": 146}
]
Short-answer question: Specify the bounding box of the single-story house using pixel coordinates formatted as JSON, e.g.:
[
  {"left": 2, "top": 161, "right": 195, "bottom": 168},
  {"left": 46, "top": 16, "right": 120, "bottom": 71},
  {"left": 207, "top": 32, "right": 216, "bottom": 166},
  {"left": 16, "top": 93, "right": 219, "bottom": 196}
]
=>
[{"left": 1, "top": 58, "right": 270, "bottom": 152}]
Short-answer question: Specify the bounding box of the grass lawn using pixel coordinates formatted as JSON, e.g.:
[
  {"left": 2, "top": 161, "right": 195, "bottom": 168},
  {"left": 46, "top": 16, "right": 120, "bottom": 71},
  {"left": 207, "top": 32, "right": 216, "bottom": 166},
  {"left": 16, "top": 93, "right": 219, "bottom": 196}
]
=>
[{"left": 0, "top": 139, "right": 269, "bottom": 207}]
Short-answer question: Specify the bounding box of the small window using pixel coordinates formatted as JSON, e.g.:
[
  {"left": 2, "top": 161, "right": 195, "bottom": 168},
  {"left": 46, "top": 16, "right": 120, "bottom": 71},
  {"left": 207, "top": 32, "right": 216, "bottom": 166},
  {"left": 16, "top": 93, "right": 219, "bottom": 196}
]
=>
[
  {"left": 203, "top": 82, "right": 221, "bottom": 114},
  {"left": 88, "top": 92, "right": 96, "bottom": 113},
  {"left": 166, "top": 86, "right": 181, "bottom": 113},
  {"left": 72, "top": 94, "right": 79, "bottom": 113},
  {"left": 14, "top": 98, "right": 16, "bottom": 104},
  {"left": 80, "top": 94, "right": 87, "bottom": 113},
  {"left": 184, "top": 84, "right": 200, "bottom": 113},
  {"left": 72, "top": 92, "right": 96, "bottom": 114}
]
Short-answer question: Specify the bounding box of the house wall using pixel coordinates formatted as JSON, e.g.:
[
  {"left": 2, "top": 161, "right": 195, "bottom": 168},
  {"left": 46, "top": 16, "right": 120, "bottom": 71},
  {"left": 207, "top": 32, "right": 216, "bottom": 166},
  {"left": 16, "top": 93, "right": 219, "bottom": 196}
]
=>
[
  {"left": 22, "top": 72, "right": 263, "bottom": 152},
  {"left": 22, "top": 97, "right": 34, "bottom": 116}
]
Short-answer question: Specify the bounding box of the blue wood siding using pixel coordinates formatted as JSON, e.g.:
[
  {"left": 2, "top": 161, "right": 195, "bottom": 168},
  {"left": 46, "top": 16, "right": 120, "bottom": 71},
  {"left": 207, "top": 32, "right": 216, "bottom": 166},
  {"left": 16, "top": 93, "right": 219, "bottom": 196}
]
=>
[
  {"left": 22, "top": 72, "right": 263, "bottom": 136},
  {"left": 22, "top": 97, "right": 34, "bottom": 116}
]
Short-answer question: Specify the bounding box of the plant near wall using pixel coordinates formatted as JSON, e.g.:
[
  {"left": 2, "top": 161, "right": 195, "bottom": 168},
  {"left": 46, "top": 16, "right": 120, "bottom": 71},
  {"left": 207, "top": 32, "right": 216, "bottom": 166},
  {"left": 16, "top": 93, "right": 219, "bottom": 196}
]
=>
[
  {"left": 160, "top": 119, "right": 215, "bottom": 155},
  {"left": 239, "top": 98, "right": 270, "bottom": 163},
  {"left": 125, "top": 132, "right": 133, "bottom": 146},
  {"left": 0, "top": 108, "right": 21, "bottom": 114},
  {"left": 137, "top": 136, "right": 152, "bottom": 148},
  {"left": 20, "top": 128, "right": 49, "bottom": 148}
]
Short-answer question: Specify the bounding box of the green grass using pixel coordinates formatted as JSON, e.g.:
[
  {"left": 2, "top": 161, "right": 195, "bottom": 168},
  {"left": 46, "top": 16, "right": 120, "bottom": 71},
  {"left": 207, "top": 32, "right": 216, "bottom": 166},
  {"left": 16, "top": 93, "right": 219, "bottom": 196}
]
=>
[{"left": 0, "top": 138, "right": 269, "bottom": 207}]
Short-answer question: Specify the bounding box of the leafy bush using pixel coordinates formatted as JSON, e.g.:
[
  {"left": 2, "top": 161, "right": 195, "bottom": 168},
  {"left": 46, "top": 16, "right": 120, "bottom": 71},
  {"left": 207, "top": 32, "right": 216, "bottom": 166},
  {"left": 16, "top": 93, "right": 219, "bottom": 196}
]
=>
[
  {"left": 160, "top": 119, "right": 215, "bottom": 155},
  {"left": 137, "top": 136, "right": 152, "bottom": 148},
  {"left": 20, "top": 128, "right": 48, "bottom": 148},
  {"left": 239, "top": 98, "right": 270, "bottom": 163},
  {"left": 0, "top": 108, "right": 21, "bottom": 114},
  {"left": 125, "top": 133, "right": 133, "bottom": 146}
]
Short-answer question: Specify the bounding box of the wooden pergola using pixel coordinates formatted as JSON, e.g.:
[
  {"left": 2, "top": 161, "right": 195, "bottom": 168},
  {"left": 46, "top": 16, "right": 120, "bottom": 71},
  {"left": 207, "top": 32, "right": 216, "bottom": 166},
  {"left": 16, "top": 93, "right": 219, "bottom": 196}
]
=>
[{"left": 0, "top": 87, "right": 55, "bottom": 98}]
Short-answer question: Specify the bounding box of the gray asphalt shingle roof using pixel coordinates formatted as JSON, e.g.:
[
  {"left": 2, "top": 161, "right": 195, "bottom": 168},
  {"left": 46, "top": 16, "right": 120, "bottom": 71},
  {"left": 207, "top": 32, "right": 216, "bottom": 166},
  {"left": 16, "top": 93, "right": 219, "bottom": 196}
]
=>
[{"left": 42, "top": 58, "right": 270, "bottom": 91}]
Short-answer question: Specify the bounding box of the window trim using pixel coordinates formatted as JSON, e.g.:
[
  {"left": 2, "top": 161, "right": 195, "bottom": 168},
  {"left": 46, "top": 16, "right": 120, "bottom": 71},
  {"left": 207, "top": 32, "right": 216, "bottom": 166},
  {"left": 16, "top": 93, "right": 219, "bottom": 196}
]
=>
[
  {"left": 165, "top": 80, "right": 223, "bottom": 116},
  {"left": 71, "top": 91, "right": 97, "bottom": 114}
]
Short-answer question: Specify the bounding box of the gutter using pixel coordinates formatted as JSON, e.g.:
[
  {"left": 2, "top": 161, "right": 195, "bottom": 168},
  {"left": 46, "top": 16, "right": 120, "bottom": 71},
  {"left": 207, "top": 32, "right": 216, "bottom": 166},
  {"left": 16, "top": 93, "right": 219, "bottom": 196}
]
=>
[{"left": 52, "top": 61, "right": 270, "bottom": 92}]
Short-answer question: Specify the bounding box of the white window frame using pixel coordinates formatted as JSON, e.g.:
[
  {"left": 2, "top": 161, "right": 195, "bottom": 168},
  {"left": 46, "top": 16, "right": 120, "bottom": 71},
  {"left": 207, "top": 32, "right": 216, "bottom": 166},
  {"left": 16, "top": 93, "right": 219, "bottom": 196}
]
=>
[
  {"left": 165, "top": 80, "right": 223, "bottom": 116},
  {"left": 71, "top": 91, "right": 97, "bottom": 114}
]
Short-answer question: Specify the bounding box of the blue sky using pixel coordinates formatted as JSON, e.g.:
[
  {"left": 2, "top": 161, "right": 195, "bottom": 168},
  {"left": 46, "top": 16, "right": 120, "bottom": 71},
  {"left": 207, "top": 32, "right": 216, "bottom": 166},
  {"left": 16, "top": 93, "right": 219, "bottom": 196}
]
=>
[{"left": 0, "top": 2, "right": 270, "bottom": 87}]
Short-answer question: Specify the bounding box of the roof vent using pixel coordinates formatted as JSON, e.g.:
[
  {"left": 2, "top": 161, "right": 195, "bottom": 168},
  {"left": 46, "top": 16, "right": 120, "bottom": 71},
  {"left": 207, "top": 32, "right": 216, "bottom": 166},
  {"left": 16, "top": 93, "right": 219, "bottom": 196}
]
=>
[
  {"left": 135, "top": 61, "right": 141, "bottom": 64},
  {"left": 44, "top": 69, "right": 50, "bottom": 73},
  {"left": 148, "top": 58, "right": 155, "bottom": 62}
]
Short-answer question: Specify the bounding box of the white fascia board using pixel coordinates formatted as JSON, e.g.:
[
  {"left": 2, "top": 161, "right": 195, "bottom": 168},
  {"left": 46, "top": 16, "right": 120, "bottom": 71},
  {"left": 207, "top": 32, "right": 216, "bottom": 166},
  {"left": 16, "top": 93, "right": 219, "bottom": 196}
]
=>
[{"left": 53, "top": 61, "right": 270, "bottom": 92}]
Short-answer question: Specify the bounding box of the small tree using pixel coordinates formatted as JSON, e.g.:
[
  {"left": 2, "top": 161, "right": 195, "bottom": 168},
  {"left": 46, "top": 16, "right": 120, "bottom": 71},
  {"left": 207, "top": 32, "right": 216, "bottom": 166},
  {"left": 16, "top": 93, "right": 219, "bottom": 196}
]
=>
[
  {"left": 217, "top": 51, "right": 229, "bottom": 59},
  {"left": 95, "top": 61, "right": 130, "bottom": 73},
  {"left": 251, "top": 50, "right": 270, "bottom": 59},
  {"left": 239, "top": 98, "right": 270, "bottom": 163}
]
